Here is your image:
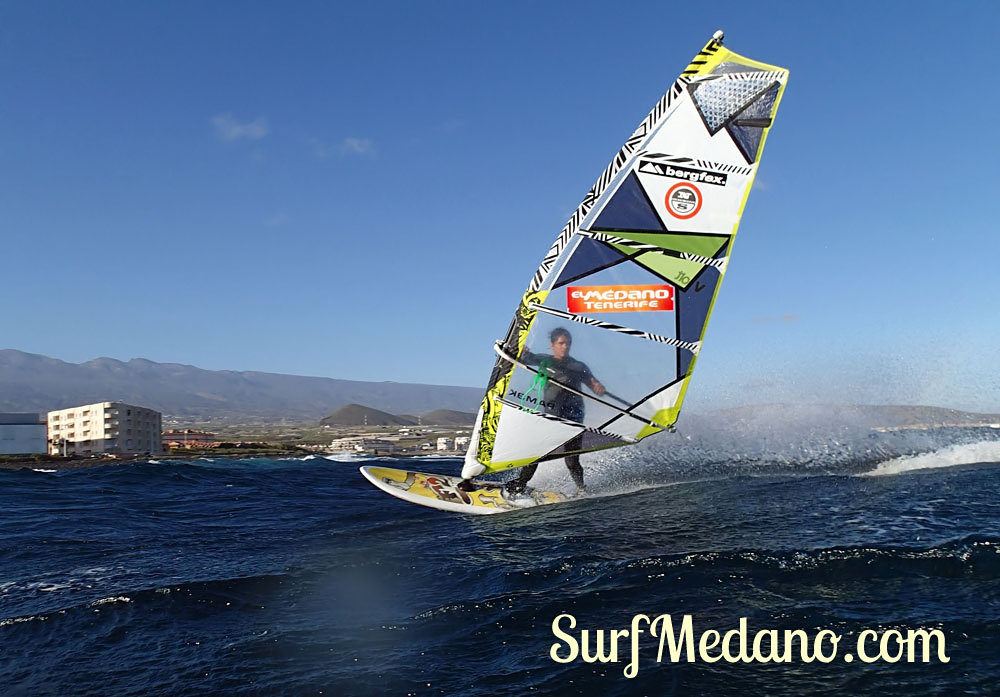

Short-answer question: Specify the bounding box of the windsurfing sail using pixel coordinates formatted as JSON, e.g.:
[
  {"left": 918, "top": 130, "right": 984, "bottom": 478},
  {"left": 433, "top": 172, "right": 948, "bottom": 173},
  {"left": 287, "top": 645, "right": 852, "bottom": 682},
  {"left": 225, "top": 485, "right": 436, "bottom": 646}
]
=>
[{"left": 462, "top": 30, "right": 789, "bottom": 479}]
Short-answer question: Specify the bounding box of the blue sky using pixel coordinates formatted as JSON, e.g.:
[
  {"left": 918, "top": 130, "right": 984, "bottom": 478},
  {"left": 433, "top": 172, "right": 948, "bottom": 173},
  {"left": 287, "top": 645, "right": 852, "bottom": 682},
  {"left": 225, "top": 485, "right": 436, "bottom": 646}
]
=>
[{"left": 3, "top": 1, "right": 998, "bottom": 412}]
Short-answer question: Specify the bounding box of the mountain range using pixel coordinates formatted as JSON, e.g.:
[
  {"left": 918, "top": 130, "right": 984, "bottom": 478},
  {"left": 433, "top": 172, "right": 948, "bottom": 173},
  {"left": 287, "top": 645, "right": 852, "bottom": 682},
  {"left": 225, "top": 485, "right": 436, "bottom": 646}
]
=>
[
  {"left": 4, "top": 349, "right": 997, "bottom": 430},
  {"left": 0, "top": 350, "right": 482, "bottom": 422}
]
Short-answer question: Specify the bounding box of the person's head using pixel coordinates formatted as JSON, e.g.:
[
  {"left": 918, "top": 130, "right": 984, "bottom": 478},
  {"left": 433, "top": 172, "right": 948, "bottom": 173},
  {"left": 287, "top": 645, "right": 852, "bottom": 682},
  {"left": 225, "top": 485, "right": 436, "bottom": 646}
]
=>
[{"left": 550, "top": 327, "right": 572, "bottom": 360}]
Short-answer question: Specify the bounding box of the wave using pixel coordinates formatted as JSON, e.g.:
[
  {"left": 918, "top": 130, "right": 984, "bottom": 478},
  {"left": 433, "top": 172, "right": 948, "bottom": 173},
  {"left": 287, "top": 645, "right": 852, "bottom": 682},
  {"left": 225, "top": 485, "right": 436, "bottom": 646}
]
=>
[
  {"left": 321, "top": 453, "right": 368, "bottom": 463},
  {"left": 862, "top": 440, "right": 1000, "bottom": 477},
  {"left": 410, "top": 535, "right": 1000, "bottom": 625},
  {"left": 0, "top": 571, "right": 292, "bottom": 628}
]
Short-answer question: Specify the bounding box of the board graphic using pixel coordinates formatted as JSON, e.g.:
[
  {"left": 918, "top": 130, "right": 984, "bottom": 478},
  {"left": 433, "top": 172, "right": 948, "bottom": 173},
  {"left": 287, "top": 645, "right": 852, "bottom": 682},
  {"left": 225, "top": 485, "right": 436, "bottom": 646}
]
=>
[{"left": 360, "top": 466, "right": 568, "bottom": 515}]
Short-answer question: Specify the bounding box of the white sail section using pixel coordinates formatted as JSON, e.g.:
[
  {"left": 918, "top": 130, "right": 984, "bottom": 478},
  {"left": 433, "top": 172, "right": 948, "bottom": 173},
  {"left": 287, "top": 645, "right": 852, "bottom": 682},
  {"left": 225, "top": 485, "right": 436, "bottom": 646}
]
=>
[{"left": 490, "top": 407, "right": 585, "bottom": 465}]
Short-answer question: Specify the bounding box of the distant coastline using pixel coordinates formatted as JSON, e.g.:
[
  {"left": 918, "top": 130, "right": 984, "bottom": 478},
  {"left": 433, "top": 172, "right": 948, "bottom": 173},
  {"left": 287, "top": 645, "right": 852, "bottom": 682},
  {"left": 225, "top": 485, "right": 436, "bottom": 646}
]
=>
[{"left": 0, "top": 451, "right": 310, "bottom": 471}]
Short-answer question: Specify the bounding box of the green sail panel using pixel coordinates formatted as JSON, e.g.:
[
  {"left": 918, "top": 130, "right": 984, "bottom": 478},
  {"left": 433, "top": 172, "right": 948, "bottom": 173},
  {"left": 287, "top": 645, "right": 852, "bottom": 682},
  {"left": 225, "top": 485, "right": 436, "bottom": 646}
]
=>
[
  {"left": 608, "top": 244, "right": 705, "bottom": 289},
  {"left": 595, "top": 230, "right": 730, "bottom": 257}
]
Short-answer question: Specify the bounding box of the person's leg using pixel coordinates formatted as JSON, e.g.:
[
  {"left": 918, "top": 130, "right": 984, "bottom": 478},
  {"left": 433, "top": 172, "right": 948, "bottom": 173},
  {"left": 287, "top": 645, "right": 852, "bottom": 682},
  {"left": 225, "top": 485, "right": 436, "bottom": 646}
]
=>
[
  {"left": 505, "top": 463, "right": 537, "bottom": 493},
  {"left": 565, "top": 454, "right": 585, "bottom": 490},
  {"left": 561, "top": 432, "right": 585, "bottom": 491}
]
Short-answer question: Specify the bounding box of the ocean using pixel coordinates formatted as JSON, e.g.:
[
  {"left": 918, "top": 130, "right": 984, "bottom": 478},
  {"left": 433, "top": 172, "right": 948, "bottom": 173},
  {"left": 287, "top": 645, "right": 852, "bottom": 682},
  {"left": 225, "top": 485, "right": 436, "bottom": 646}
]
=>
[{"left": 2, "top": 411, "right": 999, "bottom": 696}]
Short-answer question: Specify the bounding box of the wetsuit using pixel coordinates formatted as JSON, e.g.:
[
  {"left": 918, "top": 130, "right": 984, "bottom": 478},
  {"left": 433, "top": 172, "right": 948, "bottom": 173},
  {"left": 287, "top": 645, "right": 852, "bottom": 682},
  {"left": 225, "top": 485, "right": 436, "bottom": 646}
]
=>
[{"left": 508, "top": 349, "right": 597, "bottom": 492}]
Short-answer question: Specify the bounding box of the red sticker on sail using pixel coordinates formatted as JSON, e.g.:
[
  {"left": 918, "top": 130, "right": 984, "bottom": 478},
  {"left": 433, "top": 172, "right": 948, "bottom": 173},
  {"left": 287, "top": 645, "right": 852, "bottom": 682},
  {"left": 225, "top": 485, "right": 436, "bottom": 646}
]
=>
[
  {"left": 567, "top": 285, "right": 674, "bottom": 313},
  {"left": 665, "top": 182, "right": 703, "bottom": 219}
]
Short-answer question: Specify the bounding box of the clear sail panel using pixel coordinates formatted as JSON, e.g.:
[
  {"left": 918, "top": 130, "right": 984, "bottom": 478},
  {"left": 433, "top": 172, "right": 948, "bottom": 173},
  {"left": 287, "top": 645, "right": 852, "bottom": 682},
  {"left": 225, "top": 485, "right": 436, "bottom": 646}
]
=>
[{"left": 514, "top": 313, "right": 681, "bottom": 414}]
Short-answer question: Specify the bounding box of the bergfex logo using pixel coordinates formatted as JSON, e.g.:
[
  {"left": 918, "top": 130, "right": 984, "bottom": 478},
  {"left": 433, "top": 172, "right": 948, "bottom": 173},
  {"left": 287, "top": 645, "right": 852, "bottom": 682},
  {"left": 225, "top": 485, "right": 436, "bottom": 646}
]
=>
[
  {"left": 640, "top": 161, "right": 728, "bottom": 186},
  {"left": 567, "top": 285, "right": 674, "bottom": 313}
]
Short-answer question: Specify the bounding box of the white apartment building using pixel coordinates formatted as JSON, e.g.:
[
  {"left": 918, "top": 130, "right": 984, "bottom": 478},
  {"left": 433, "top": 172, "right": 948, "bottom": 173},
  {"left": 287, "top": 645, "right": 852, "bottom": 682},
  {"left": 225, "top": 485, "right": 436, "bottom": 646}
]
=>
[
  {"left": 47, "top": 402, "right": 163, "bottom": 456},
  {"left": 328, "top": 436, "right": 398, "bottom": 454},
  {"left": 0, "top": 413, "right": 47, "bottom": 455}
]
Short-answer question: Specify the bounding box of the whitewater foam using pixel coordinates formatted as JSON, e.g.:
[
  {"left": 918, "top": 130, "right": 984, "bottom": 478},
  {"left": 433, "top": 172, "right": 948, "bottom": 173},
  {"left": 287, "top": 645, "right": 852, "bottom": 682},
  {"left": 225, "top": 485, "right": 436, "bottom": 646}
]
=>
[
  {"left": 862, "top": 440, "right": 1000, "bottom": 477},
  {"left": 88, "top": 596, "right": 132, "bottom": 607},
  {"left": 321, "top": 453, "right": 367, "bottom": 463}
]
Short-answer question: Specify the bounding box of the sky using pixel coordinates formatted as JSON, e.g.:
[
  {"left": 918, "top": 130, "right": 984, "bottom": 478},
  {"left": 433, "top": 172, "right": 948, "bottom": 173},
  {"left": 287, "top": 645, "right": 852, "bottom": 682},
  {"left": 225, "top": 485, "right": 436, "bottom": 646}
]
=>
[{"left": 2, "top": 1, "right": 999, "bottom": 412}]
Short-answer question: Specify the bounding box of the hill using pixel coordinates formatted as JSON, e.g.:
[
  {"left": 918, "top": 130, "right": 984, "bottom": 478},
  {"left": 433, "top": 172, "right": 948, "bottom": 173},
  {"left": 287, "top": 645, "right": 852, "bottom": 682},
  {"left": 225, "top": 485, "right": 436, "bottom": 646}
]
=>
[
  {"left": 420, "top": 409, "right": 476, "bottom": 425},
  {"left": 0, "top": 349, "right": 481, "bottom": 422},
  {"left": 320, "top": 404, "right": 417, "bottom": 427}
]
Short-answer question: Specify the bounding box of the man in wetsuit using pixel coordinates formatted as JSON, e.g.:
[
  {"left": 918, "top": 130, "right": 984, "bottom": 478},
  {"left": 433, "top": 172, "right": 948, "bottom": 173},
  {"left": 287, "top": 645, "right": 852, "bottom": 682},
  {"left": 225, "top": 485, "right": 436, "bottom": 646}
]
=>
[{"left": 506, "top": 327, "right": 605, "bottom": 495}]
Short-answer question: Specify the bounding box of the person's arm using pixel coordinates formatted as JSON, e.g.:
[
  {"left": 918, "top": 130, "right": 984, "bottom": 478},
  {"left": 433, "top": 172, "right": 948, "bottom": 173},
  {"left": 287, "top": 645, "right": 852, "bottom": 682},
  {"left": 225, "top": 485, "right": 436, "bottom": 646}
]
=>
[
  {"left": 578, "top": 360, "right": 605, "bottom": 396},
  {"left": 519, "top": 348, "right": 543, "bottom": 366}
]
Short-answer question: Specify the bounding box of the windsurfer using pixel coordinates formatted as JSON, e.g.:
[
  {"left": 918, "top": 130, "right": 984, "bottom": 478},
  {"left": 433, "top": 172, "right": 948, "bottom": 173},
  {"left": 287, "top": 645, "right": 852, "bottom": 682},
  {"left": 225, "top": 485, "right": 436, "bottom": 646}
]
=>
[{"left": 505, "top": 327, "right": 605, "bottom": 495}]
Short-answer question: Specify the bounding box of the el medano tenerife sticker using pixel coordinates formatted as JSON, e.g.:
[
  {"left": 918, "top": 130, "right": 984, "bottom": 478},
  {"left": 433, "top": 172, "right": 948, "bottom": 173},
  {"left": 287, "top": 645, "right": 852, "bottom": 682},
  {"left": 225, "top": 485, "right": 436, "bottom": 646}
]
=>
[
  {"left": 665, "top": 182, "right": 702, "bottom": 219},
  {"left": 567, "top": 284, "right": 674, "bottom": 313}
]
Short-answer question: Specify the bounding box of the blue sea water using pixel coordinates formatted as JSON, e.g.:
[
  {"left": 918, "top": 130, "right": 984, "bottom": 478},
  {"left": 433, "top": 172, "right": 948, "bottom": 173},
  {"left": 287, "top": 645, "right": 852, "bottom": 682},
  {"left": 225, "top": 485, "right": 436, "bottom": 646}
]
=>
[{"left": 2, "top": 414, "right": 1000, "bottom": 696}]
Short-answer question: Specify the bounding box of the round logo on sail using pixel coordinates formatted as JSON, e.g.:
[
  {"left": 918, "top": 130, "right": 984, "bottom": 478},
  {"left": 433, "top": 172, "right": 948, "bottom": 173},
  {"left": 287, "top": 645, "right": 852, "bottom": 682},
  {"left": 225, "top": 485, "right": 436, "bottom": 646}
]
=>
[{"left": 665, "top": 182, "right": 703, "bottom": 219}]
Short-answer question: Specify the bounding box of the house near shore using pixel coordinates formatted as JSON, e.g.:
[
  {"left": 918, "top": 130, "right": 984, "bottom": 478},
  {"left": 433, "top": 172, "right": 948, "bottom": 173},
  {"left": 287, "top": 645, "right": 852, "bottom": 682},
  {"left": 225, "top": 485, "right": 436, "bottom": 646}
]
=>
[
  {"left": 163, "top": 429, "right": 217, "bottom": 449},
  {"left": 47, "top": 401, "right": 162, "bottom": 457},
  {"left": 328, "top": 436, "right": 399, "bottom": 455},
  {"left": 0, "top": 413, "right": 47, "bottom": 455}
]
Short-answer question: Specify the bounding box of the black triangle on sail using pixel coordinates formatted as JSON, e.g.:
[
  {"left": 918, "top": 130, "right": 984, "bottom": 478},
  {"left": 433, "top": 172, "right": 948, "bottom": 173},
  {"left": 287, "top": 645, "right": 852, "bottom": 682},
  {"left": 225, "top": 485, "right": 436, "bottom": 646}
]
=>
[
  {"left": 591, "top": 172, "right": 666, "bottom": 232},
  {"left": 552, "top": 237, "right": 633, "bottom": 289}
]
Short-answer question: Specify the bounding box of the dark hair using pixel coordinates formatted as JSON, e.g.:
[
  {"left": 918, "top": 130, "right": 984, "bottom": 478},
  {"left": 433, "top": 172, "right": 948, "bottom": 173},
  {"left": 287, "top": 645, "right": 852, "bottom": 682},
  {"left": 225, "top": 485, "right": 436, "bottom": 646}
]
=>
[{"left": 550, "top": 327, "right": 572, "bottom": 343}]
